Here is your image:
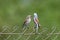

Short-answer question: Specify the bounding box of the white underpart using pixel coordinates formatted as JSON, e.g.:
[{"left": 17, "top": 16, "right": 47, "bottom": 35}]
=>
[{"left": 26, "top": 18, "right": 31, "bottom": 24}]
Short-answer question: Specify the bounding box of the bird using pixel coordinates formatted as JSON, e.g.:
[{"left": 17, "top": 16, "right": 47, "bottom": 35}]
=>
[
  {"left": 33, "top": 13, "right": 41, "bottom": 33},
  {"left": 22, "top": 15, "right": 32, "bottom": 30}
]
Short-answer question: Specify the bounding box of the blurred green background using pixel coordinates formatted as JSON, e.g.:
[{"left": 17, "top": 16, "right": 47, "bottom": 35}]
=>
[
  {"left": 0, "top": 0, "right": 60, "bottom": 40},
  {"left": 0, "top": 0, "right": 60, "bottom": 26}
]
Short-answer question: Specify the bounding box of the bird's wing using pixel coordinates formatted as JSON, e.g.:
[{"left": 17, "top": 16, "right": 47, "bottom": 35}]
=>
[{"left": 35, "top": 18, "right": 39, "bottom": 23}]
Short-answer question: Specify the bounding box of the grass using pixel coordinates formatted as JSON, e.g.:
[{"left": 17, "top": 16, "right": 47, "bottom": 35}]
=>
[{"left": 0, "top": 26, "right": 60, "bottom": 40}]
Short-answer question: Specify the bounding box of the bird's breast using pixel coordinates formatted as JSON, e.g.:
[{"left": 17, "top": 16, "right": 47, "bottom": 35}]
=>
[{"left": 27, "top": 18, "right": 31, "bottom": 23}]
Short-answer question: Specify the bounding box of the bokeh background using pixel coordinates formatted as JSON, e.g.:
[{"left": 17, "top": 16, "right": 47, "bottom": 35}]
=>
[{"left": 0, "top": 0, "right": 60, "bottom": 40}]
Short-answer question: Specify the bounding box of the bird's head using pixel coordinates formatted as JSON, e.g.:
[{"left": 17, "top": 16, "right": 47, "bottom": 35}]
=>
[
  {"left": 34, "top": 13, "right": 38, "bottom": 18},
  {"left": 28, "top": 15, "right": 32, "bottom": 18}
]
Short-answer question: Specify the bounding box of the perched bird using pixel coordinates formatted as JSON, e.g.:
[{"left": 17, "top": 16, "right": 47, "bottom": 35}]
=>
[
  {"left": 23, "top": 15, "right": 31, "bottom": 30},
  {"left": 33, "top": 13, "right": 41, "bottom": 33}
]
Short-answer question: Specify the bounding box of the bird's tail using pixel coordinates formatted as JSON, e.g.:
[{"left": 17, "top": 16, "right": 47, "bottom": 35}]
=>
[{"left": 38, "top": 24, "right": 41, "bottom": 28}]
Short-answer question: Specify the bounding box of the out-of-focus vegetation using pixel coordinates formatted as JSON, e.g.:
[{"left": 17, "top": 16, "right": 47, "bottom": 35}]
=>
[{"left": 0, "top": 0, "right": 60, "bottom": 26}]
